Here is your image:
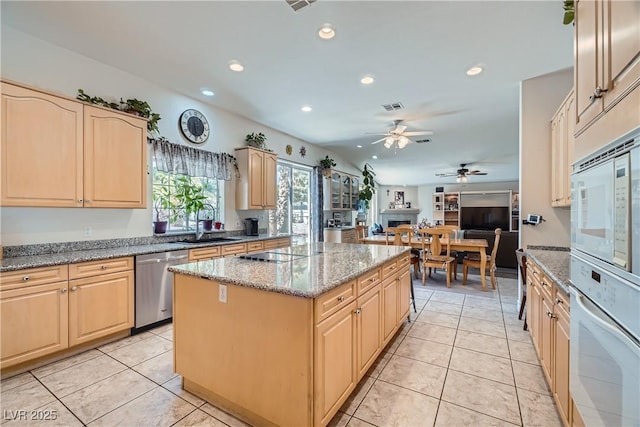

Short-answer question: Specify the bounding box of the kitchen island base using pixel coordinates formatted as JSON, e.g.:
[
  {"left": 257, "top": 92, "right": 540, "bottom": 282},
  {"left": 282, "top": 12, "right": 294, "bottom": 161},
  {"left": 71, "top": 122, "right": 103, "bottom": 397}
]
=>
[{"left": 172, "top": 247, "right": 411, "bottom": 427}]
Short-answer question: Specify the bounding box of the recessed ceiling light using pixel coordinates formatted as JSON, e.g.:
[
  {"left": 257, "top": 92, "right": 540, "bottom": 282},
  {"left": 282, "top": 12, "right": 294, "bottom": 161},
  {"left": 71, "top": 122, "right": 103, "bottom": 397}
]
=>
[
  {"left": 466, "top": 66, "right": 483, "bottom": 76},
  {"left": 228, "top": 60, "right": 244, "bottom": 72},
  {"left": 360, "top": 75, "right": 375, "bottom": 85},
  {"left": 201, "top": 89, "right": 214, "bottom": 96},
  {"left": 356, "top": 145, "right": 363, "bottom": 148},
  {"left": 318, "top": 23, "right": 335, "bottom": 40},
  {"left": 301, "top": 105, "right": 312, "bottom": 112},
  {"left": 372, "top": 155, "right": 378, "bottom": 160}
]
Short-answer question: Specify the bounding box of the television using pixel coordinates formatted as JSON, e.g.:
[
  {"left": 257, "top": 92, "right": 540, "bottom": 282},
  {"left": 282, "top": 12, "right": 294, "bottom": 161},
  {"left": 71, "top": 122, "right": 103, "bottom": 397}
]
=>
[{"left": 460, "top": 206, "right": 510, "bottom": 231}]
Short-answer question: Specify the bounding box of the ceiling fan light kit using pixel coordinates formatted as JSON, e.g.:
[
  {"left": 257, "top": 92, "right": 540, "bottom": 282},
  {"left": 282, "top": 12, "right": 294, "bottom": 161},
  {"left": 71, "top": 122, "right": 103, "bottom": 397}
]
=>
[{"left": 368, "top": 119, "right": 433, "bottom": 150}]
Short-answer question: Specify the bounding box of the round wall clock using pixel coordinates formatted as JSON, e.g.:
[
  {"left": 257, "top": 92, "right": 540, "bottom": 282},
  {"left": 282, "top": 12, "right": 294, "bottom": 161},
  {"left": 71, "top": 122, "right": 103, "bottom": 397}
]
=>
[{"left": 179, "top": 109, "right": 210, "bottom": 144}]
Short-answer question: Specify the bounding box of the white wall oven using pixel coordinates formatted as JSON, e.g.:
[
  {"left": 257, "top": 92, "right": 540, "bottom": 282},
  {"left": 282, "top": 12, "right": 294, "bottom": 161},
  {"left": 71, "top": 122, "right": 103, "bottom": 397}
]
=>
[{"left": 570, "top": 127, "right": 640, "bottom": 427}]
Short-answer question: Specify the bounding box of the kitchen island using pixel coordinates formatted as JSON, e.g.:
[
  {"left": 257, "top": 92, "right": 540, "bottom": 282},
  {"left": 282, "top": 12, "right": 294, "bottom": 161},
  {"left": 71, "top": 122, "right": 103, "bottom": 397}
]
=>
[{"left": 169, "top": 242, "right": 411, "bottom": 427}]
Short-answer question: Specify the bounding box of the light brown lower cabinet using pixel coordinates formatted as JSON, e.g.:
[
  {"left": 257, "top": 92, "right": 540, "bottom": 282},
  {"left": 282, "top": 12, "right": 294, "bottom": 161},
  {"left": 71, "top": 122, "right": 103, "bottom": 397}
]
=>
[
  {"left": 174, "top": 254, "right": 411, "bottom": 427},
  {"left": 526, "top": 258, "right": 578, "bottom": 427},
  {"left": 314, "top": 301, "right": 357, "bottom": 427},
  {"left": 0, "top": 281, "right": 69, "bottom": 367},
  {"left": 0, "top": 257, "right": 134, "bottom": 370}
]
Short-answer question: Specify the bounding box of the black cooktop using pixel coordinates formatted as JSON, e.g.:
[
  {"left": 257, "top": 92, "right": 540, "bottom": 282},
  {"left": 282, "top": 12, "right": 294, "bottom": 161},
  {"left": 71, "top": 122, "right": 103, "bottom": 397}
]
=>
[{"left": 239, "top": 252, "right": 307, "bottom": 263}]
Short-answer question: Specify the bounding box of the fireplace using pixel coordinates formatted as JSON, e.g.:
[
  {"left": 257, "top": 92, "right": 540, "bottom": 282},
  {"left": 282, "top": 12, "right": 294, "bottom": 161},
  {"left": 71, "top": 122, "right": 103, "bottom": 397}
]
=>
[{"left": 388, "top": 220, "right": 411, "bottom": 227}]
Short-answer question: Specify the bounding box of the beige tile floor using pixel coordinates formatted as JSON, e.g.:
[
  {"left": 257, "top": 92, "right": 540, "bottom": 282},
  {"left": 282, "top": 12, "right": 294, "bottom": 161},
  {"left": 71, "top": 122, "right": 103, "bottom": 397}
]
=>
[{"left": 0, "top": 271, "right": 563, "bottom": 427}]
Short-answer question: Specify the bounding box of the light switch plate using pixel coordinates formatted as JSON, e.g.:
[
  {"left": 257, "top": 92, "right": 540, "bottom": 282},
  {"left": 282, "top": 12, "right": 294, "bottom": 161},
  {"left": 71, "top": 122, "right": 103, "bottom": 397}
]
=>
[{"left": 219, "top": 284, "right": 227, "bottom": 303}]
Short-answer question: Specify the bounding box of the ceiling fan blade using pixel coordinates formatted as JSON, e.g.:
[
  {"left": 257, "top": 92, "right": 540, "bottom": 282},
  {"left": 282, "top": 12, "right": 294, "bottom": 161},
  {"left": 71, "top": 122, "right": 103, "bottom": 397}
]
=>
[
  {"left": 435, "top": 172, "right": 456, "bottom": 177},
  {"left": 365, "top": 132, "right": 390, "bottom": 135},
  {"left": 370, "top": 137, "right": 387, "bottom": 145},
  {"left": 394, "top": 125, "right": 407, "bottom": 134},
  {"left": 402, "top": 130, "right": 433, "bottom": 136},
  {"left": 468, "top": 172, "right": 488, "bottom": 175}
]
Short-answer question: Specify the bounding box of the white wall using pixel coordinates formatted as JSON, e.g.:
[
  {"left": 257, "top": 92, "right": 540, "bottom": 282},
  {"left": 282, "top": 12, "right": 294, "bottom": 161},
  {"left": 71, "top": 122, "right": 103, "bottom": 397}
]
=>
[
  {"left": 520, "top": 69, "right": 573, "bottom": 249},
  {"left": 0, "top": 27, "right": 360, "bottom": 245}
]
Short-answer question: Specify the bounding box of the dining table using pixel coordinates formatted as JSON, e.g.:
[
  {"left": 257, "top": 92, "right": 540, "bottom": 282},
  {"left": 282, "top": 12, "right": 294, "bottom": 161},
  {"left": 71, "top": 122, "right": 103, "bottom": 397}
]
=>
[{"left": 361, "top": 235, "right": 491, "bottom": 291}]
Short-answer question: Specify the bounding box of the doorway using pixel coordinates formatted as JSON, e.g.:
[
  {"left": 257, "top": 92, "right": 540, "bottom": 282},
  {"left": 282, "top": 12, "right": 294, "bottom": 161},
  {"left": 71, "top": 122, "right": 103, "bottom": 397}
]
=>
[{"left": 269, "top": 161, "right": 312, "bottom": 243}]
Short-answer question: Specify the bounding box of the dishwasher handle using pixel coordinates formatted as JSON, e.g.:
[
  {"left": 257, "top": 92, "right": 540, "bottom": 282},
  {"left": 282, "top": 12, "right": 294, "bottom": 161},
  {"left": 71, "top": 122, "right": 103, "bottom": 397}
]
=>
[{"left": 167, "top": 255, "right": 188, "bottom": 261}]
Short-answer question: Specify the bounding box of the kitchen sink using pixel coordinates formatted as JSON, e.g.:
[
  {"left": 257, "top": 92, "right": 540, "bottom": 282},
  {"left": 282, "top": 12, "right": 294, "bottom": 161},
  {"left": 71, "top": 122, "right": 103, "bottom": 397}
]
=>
[{"left": 178, "top": 237, "right": 242, "bottom": 245}]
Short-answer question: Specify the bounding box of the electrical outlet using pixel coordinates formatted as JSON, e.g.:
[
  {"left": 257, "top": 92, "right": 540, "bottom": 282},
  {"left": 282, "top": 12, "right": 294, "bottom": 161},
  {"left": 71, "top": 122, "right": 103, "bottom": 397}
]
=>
[
  {"left": 83, "top": 226, "right": 92, "bottom": 237},
  {"left": 219, "top": 284, "right": 227, "bottom": 303}
]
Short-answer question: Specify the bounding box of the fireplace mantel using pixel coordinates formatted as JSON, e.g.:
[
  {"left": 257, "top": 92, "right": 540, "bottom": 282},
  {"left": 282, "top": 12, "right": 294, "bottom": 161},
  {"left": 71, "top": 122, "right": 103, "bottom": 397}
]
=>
[{"left": 379, "top": 208, "right": 421, "bottom": 214}]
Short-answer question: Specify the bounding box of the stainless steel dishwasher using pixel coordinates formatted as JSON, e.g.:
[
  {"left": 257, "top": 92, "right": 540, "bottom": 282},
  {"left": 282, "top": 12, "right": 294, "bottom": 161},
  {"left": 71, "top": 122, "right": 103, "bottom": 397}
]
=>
[{"left": 135, "top": 250, "right": 188, "bottom": 329}]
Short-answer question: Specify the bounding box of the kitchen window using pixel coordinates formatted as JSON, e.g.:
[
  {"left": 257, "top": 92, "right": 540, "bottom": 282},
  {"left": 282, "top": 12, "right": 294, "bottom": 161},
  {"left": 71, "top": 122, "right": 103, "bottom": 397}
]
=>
[
  {"left": 149, "top": 138, "right": 237, "bottom": 233},
  {"left": 152, "top": 166, "right": 223, "bottom": 232}
]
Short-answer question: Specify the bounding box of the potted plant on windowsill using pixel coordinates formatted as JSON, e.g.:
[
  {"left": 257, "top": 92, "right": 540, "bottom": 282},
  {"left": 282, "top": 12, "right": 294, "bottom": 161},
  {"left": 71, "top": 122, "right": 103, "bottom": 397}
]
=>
[
  {"left": 319, "top": 156, "right": 337, "bottom": 177},
  {"left": 152, "top": 177, "right": 174, "bottom": 234},
  {"left": 174, "top": 176, "right": 208, "bottom": 231}
]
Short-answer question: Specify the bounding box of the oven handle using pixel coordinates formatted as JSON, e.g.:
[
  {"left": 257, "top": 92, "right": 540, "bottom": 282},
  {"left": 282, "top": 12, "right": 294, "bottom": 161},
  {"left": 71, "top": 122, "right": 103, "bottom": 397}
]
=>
[{"left": 573, "top": 290, "right": 640, "bottom": 351}]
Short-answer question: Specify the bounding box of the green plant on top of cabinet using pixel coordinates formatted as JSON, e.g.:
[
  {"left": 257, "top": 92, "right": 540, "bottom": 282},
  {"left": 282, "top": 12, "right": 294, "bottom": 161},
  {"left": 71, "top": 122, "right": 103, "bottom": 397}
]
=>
[{"left": 1, "top": 81, "right": 147, "bottom": 209}]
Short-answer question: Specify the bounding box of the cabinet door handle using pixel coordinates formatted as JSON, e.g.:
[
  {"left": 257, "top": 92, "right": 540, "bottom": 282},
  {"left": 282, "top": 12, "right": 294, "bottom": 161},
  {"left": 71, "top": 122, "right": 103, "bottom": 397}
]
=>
[
  {"left": 71, "top": 286, "right": 78, "bottom": 291},
  {"left": 85, "top": 199, "right": 92, "bottom": 203},
  {"left": 101, "top": 265, "right": 107, "bottom": 270},
  {"left": 369, "top": 277, "right": 376, "bottom": 282},
  {"left": 555, "top": 297, "right": 564, "bottom": 305},
  {"left": 77, "top": 199, "right": 83, "bottom": 203},
  {"left": 337, "top": 296, "right": 345, "bottom": 302},
  {"left": 22, "top": 276, "right": 30, "bottom": 282},
  {"left": 354, "top": 308, "right": 361, "bottom": 315},
  {"left": 546, "top": 311, "right": 557, "bottom": 319},
  {"left": 589, "top": 86, "right": 608, "bottom": 101},
  {"left": 60, "top": 288, "right": 68, "bottom": 293}
]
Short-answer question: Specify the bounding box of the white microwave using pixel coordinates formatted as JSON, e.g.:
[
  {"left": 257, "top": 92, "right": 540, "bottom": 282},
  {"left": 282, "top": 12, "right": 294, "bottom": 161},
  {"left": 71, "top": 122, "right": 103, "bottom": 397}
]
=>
[{"left": 571, "top": 128, "right": 640, "bottom": 276}]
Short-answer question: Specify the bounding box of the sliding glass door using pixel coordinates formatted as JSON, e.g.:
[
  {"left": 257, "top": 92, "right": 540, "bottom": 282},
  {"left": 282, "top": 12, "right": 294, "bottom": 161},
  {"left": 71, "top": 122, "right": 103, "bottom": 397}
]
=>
[{"left": 269, "top": 161, "right": 312, "bottom": 243}]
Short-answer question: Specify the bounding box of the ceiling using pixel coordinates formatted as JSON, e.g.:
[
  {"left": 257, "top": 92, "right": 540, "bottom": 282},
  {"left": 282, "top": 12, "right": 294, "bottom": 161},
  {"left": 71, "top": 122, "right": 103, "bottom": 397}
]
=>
[{"left": 2, "top": 1, "right": 573, "bottom": 186}]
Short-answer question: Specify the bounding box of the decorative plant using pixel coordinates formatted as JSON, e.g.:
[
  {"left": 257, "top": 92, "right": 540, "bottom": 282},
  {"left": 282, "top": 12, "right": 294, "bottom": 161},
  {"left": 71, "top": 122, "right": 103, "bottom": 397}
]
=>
[
  {"left": 152, "top": 175, "right": 174, "bottom": 222},
  {"left": 76, "top": 89, "right": 161, "bottom": 134},
  {"left": 245, "top": 132, "right": 267, "bottom": 150},
  {"left": 174, "top": 176, "right": 208, "bottom": 229},
  {"left": 121, "top": 98, "right": 161, "bottom": 134},
  {"left": 319, "top": 155, "right": 337, "bottom": 170},
  {"left": 358, "top": 163, "right": 376, "bottom": 209},
  {"left": 562, "top": 0, "right": 574, "bottom": 25}
]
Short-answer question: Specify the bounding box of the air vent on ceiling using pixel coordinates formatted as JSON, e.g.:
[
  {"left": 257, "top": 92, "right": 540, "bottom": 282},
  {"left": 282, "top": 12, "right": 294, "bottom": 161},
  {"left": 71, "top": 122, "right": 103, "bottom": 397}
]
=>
[
  {"left": 286, "top": 0, "right": 316, "bottom": 11},
  {"left": 381, "top": 102, "right": 404, "bottom": 112},
  {"left": 416, "top": 138, "right": 432, "bottom": 144}
]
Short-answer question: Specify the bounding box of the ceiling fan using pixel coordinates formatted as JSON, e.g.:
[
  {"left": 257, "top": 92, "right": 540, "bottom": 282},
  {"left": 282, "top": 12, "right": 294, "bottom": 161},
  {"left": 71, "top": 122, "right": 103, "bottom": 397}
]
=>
[
  {"left": 367, "top": 120, "right": 433, "bottom": 149},
  {"left": 436, "top": 163, "right": 488, "bottom": 182}
]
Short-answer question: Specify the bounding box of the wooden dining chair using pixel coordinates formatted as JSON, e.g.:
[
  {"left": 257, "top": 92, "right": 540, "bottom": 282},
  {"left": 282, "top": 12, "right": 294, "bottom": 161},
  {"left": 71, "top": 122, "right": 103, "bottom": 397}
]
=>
[
  {"left": 462, "top": 228, "right": 502, "bottom": 289},
  {"left": 384, "top": 226, "right": 420, "bottom": 278},
  {"left": 355, "top": 225, "right": 368, "bottom": 242},
  {"left": 418, "top": 227, "right": 456, "bottom": 287},
  {"left": 438, "top": 225, "right": 460, "bottom": 280}
]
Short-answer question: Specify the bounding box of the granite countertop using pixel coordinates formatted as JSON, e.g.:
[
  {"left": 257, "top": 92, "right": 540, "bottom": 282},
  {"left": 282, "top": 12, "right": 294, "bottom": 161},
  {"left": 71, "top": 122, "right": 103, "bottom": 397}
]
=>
[
  {"left": 169, "top": 242, "right": 410, "bottom": 299},
  {"left": 526, "top": 249, "right": 571, "bottom": 296},
  {"left": 0, "top": 234, "right": 290, "bottom": 272}
]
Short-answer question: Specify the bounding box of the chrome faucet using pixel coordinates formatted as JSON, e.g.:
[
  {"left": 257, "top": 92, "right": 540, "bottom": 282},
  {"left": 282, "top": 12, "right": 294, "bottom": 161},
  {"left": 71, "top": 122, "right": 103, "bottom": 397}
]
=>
[{"left": 195, "top": 203, "right": 216, "bottom": 240}]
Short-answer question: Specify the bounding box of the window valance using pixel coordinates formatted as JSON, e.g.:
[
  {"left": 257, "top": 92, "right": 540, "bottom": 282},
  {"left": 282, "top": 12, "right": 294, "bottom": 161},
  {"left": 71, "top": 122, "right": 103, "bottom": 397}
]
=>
[{"left": 149, "top": 137, "right": 237, "bottom": 181}]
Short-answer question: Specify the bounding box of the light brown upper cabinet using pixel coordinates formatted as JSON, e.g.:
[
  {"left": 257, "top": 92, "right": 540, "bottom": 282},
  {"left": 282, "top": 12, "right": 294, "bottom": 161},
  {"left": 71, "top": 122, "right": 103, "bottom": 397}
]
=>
[
  {"left": 551, "top": 90, "right": 575, "bottom": 207},
  {"left": 235, "top": 146, "right": 277, "bottom": 210},
  {"left": 574, "top": 0, "right": 640, "bottom": 140},
  {"left": 1, "top": 81, "right": 147, "bottom": 208}
]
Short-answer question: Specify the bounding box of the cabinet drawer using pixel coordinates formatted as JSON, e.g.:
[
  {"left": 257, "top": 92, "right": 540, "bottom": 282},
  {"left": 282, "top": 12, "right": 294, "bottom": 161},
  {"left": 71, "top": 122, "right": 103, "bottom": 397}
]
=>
[
  {"left": 381, "top": 260, "right": 399, "bottom": 279},
  {"left": 315, "top": 280, "right": 356, "bottom": 324},
  {"left": 0, "top": 265, "right": 68, "bottom": 290},
  {"left": 397, "top": 254, "right": 410, "bottom": 270},
  {"left": 555, "top": 289, "right": 570, "bottom": 314},
  {"left": 68, "top": 257, "right": 133, "bottom": 279},
  {"left": 221, "top": 243, "right": 247, "bottom": 256},
  {"left": 263, "top": 238, "right": 290, "bottom": 250},
  {"left": 357, "top": 269, "right": 381, "bottom": 295},
  {"left": 189, "top": 246, "right": 221, "bottom": 261},
  {"left": 247, "top": 241, "right": 264, "bottom": 253}
]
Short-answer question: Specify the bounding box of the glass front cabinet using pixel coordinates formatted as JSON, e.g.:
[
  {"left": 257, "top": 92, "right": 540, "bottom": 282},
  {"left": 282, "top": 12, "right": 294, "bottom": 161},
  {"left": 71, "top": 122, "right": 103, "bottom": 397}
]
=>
[{"left": 323, "top": 170, "right": 360, "bottom": 211}]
